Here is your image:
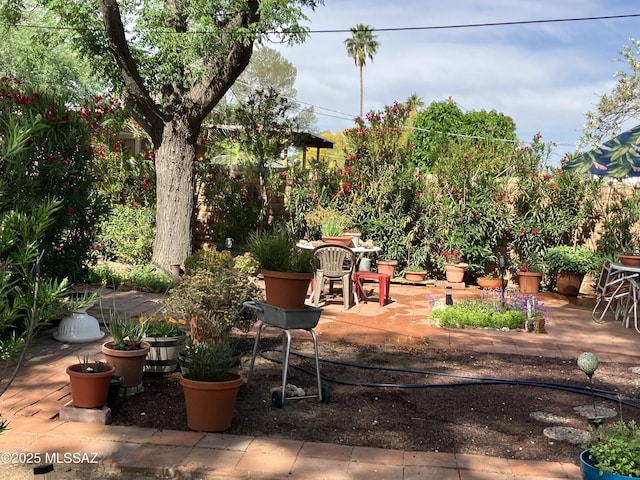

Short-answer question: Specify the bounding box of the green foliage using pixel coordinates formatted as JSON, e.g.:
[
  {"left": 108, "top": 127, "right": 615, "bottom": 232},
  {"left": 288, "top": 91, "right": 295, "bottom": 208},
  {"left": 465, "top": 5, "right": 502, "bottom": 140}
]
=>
[
  {"left": 0, "top": 77, "right": 110, "bottom": 281},
  {"left": 0, "top": 7, "right": 106, "bottom": 102},
  {"left": 306, "top": 206, "right": 351, "bottom": 237},
  {"left": 88, "top": 264, "right": 176, "bottom": 293},
  {"left": 544, "top": 246, "right": 596, "bottom": 276},
  {"left": 181, "top": 339, "right": 239, "bottom": 382},
  {"left": 585, "top": 419, "right": 640, "bottom": 477},
  {"left": 104, "top": 311, "right": 147, "bottom": 351},
  {"left": 163, "top": 269, "right": 262, "bottom": 341},
  {"left": 430, "top": 299, "right": 527, "bottom": 330},
  {"left": 595, "top": 183, "right": 640, "bottom": 257},
  {"left": 96, "top": 205, "right": 155, "bottom": 265},
  {"left": 409, "top": 100, "right": 517, "bottom": 172},
  {"left": 139, "top": 314, "right": 186, "bottom": 337},
  {"left": 184, "top": 244, "right": 235, "bottom": 275},
  {"left": 248, "top": 226, "right": 316, "bottom": 273},
  {"left": 0, "top": 200, "right": 73, "bottom": 363},
  {"left": 77, "top": 356, "right": 106, "bottom": 373},
  {"left": 194, "top": 162, "right": 262, "bottom": 247},
  {"left": 234, "top": 254, "right": 261, "bottom": 276}
]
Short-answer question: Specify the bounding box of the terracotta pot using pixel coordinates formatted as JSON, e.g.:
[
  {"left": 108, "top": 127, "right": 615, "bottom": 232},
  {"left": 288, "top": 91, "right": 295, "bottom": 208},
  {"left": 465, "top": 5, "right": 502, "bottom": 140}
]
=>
[
  {"left": 376, "top": 260, "right": 398, "bottom": 278},
  {"left": 477, "top": 277, "right": 508, "bottom": 289},
  {"left": 66, "top": 362, "right": 115, "bottom": 408},
  {"left": 321, "top": 235, "right": 352, "bottom": 247},
  {"left": 618, "top": 253, "right": 640, "bottom": 267},
  {"left": 261, "top": 270, "right": 313, "bottom": 310},
  {"left": 180, "top": 373, "right": 243, "bottom": 432},
  {"left": 101, "top": 341, "right": 150, "bottom": 387},
  {"left": 518, "top": 271, "right": 542, "bottom": 294},
  {"left": 143, "top": 334, "right": 185, "bottom": 373},
  {"left": 404, "top": 271, "right": 426, "bottom": 283},
  {"left": 555, "top": 271, "right": 584, "bottom": 297},
  {"left": 445, "top": 264, "right": 467, "bottom": 283}
]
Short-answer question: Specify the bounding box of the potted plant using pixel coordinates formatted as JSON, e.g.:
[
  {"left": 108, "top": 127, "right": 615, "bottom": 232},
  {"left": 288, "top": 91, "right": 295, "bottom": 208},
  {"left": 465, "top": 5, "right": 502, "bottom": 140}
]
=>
[
  {"left": 162, "top": 268, "right": 262, "bottom": 344},
  {"left": 248, "top": 226, "right": 316, "bottom": 309},
  {"left": 515, "top": 257, "right": 544, "bottom": 295},
  {"left": 477, "top": 270, "right": 508, "bottom": 290},
  {"left": 179, "top": 339, "right": 243, "bottom": 432},
  {"left": 404, "top": 264, "right": 426, "bottom": 283},
  {"left": 545, "top": 245, "right": 596, "bottom": 296},
  {"left": 441, "top": 250, "right": 468, "bottom": 283},
  {"left": 580, "top": 419, "right": 640, "bottom": 479},
  {"left": 140, "top": 314, "right": 187, "bottom": 373},
  {"left": 66, "top": 356, "right": 115, "bottom": 409},
  {"left": 101, "top": 311, "right": 150, "bottom": 389},
  {"left": 306, "top": 206, "right": 353, "bottom": 246}
]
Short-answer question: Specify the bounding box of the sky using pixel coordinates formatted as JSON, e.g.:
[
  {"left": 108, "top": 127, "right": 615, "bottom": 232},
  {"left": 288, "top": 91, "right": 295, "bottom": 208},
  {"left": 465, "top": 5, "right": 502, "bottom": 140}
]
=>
[{"left": 271, "top": 0, "right": 640, "bottom": 164}]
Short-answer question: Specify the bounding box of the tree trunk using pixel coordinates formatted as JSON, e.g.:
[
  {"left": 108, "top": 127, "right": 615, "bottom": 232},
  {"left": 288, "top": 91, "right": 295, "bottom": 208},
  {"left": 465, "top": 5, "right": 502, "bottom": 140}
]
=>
[
  {"left": 151, "top": 120, "right": 196, "bottom": 270},
  {"left": 359, "top": 65, "right": 364, "bottom": 118}
]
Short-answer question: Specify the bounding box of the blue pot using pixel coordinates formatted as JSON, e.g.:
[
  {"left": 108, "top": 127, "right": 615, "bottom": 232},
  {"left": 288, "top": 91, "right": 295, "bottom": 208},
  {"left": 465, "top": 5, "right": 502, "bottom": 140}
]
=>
[{"left": 580, "top": 449, "right": 639, "bottom": 480}]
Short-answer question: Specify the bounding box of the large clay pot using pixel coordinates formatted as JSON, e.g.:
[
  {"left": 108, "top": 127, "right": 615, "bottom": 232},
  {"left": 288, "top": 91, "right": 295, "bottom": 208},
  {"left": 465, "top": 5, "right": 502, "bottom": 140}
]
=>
[
  {"left": 618, "top": 253, "right": 640, "bottom": 267},
  {"left": 180, "top": 373, "right": 243, "bottom": 432},
  {"left": 66, "top": 362, "right": 115, "bottom": 408},
  {"left": 518, "top": 271, "right": 543, "bottom": 294},
  {"left": 143, "top": 334, "right": 185, "bottom": 373},
  {"left": 579, "top": 449, "right": 639, "bottom": 480},
  {"left": 477, "top": 277, "right": 508, "bottom": 290},
  {"left": 321, "top": 235, "right": 352, "bottom": 247},
  {"left": 445, "top": 264, "right": 467, "bottom": 283},
  {"left": 555, "top": 271, "right": 584, "bottom": 297},
  {"left": 261, "top": 270, "right": 313, "bottom": 310},
  {"left": 101, "top": 341, "right": 150, "bottom": 387},
  {"left": 404, "top": 271, "right": 426, "bottom": 283},
  {"left": 376, "top": 260, "right": 398, "bottom": 278}
]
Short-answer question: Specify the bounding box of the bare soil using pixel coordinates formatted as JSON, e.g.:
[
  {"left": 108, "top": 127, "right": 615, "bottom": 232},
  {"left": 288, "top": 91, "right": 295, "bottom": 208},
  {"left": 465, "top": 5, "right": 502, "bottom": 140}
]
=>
[{"left": 111, "top": 337, "right": 640, "bottom": 465}]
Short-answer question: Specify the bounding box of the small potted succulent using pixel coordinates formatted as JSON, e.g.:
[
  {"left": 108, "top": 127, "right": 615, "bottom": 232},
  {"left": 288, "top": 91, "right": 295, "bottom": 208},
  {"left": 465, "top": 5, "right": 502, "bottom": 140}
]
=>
[
  {"left": 580, "top": 419, "right": 640, "bottom": 479},
  {"left": 101, "top": 311, "right": 150, "bottom": 388},
  {"left": 66, "top": 356, "right": 115, "bottom": 409},
  {"left": 545, "top": 245, "right": 596, "bottom": 296}
]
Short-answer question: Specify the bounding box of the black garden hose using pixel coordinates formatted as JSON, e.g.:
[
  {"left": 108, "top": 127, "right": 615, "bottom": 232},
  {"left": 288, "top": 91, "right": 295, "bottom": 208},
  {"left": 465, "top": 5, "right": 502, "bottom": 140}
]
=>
[{"left": 258, "top": 348, "right": 640, "bottom": 410}]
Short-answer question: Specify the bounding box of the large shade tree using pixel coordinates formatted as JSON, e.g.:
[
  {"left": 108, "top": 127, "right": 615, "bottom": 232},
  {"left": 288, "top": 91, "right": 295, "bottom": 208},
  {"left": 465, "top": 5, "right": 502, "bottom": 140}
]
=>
[
  {"left": 344, "top": 24, "right": 379, "bottom": 118},
  {"left": 2, "top": 0, "right": 322, "bottom": 269}
]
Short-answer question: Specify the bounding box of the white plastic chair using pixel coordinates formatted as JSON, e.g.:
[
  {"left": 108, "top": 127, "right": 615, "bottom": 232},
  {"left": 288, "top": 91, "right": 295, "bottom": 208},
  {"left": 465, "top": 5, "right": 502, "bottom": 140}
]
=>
[{"left": 312, "top": 245, "right": 358, "bottom": 310}]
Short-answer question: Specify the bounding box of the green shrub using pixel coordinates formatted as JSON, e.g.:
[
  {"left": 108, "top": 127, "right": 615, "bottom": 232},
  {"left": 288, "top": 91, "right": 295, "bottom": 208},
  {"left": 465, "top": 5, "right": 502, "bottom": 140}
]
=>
[
  {"left": 431, "top": 299, "right": 527, "bottom": 330},
  {"left": 88, "top": 263, "right": 175, "bottom": 293},
  {"left": 97, "top": 204, "right": 155, "bottom": 265},
  {"left": 184, "top": 244, "right": 234, "bottom": 275},
  {"left": 544, "top": 245, "right": 596, "bottom": 276},
  {"left": 0, "top": 77, "right": 110, "bottom": 281}
]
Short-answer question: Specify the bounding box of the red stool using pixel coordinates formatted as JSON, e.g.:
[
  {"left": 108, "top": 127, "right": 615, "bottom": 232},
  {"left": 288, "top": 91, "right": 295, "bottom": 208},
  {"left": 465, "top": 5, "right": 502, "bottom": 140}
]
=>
[{"left": 353, "top": 271, "right": 391, "bottom": 307}]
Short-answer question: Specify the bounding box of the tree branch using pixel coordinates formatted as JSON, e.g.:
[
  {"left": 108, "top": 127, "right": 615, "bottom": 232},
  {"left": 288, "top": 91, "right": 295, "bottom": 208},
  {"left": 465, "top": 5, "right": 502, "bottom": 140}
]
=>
[{"left": 100, "top": 0, "right": 164, "bottom": 141}]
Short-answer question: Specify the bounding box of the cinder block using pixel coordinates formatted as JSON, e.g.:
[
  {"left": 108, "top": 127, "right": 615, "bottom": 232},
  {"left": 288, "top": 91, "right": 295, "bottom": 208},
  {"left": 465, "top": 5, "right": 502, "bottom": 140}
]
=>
[
  {"left": 445, "top": 281, "right": 466, "bottom": 290},
  {"left": 58, "top": 401, "right": 112, "bottom": 425}
]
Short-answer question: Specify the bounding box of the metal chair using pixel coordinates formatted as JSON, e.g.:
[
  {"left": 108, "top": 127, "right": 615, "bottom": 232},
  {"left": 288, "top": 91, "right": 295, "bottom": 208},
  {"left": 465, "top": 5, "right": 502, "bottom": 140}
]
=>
[
  {"left": 592, "top": 260, "right": 638, "bottom": 326},
  {"left": 312, "top": 245, "right": 357, "bottom": 310}
]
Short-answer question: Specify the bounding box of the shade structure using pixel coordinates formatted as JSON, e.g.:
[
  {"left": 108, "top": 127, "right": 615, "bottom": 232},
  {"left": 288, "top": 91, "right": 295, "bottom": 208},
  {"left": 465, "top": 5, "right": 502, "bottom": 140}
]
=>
[{"left": 564, "top": 124, "right": 640, "bottom": 178}]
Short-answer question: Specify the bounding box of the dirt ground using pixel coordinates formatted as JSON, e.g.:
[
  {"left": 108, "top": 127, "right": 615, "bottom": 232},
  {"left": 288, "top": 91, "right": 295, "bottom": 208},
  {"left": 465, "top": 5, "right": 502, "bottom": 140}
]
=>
[{"left": 108, "top": 336, "right": 640, "bottom": 466}]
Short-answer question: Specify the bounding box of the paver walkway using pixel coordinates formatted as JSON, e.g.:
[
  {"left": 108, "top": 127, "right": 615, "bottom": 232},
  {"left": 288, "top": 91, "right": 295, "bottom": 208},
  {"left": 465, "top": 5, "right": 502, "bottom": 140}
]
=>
[{"left": 1, "top": 280, "right": 638, "bottom": 479}]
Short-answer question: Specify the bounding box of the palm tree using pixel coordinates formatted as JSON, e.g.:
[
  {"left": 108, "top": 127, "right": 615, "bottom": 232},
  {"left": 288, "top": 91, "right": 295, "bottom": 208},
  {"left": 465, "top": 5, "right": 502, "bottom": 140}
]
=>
[{"left": 344, "top": 24, "right": 379, "bottom": 118}]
